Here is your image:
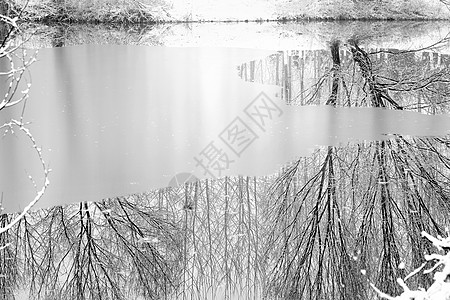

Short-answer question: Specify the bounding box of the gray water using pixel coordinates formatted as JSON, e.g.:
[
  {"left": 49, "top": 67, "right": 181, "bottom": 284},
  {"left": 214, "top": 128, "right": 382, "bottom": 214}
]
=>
[{"left": 2, "top": 43, "right": 450, "bottom": 213}]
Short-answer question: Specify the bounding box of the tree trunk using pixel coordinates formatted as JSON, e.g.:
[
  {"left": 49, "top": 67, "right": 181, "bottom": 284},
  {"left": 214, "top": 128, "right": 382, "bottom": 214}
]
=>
[{"left": 0, "top": 1, "right": 10, "bottom": 44}]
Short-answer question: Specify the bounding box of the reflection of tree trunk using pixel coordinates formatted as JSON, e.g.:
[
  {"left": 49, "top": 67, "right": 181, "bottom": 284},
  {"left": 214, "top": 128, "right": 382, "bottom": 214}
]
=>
[
  {"left": 348, "top": 40, "right": 403, "bottom": 110},
  {"left": 326, "top": 41, "right": 341, "bottom": 106},
  {"left": 375, "top": 140, "right": 403, "bottom": 296},
  {"left": 266, "top": 151, "right": 366, "bottom": 300},
  {"left": 275, "top": 52, "right": 280, "bottom": 86},
  {"left": 287, "top": 54, "right": 292, "bottom": 103},
  {"left": 300, "top": 51, "right": 305, "bottom": 105},
  {"left": 51, "top": 26, "right": 66, "bottom": 48},
  {"left": 250, "top": 60, "right": 255, "bottom": 82},
  {"left": 283, "top": 53, "right": 292, "bottom": 104}
]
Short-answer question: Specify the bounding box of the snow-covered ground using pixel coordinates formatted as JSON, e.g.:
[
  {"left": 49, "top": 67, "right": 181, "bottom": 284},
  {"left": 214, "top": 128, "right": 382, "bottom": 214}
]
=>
[
  {"left": 166, "top": 0, "right": 450, "bottom": 21},
  {"left": 169, "top": 0, "right": 276, "bottom": 21}
]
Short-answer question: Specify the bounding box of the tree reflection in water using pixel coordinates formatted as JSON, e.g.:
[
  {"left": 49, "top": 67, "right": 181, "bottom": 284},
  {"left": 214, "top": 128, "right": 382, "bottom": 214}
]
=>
[
  {"left": 2, "top": 36, "right": 450, "bottom": 299},
  {"left": 239, "top": 38, "right": 450, "bottom": 299}
]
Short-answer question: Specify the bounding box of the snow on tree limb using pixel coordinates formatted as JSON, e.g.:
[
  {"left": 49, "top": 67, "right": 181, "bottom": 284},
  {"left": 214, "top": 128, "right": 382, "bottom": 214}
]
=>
[
  {"left": 0, "top": 119, "right": 50, "bottom": 234},
  {"left": 0, "top": 2, "right": 48, "bottom": 235},
  {"left": 372, "top": 231, "right": 450, "bottom": 300}
]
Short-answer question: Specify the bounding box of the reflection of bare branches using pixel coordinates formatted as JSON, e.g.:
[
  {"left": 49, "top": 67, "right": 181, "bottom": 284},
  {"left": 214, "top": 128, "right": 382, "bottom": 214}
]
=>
[
  {"left": 264, "top": 134, "right": 450, "bottom": 299},
  {"left": 175, "top": 177, "right": 266, "bottom": 300},
  {"left": 239, "top": 38, "right": 450, "bottom": 113},
  {"left": 102, "top": 197, "right": 182, "bottom": 299},
  {"left": 264, "top": 149, "right": 366, "bottom": 300},
  {"left": 374, "top": 140, "right": 404, "bottom": 295},
  {"left": 0, "top": 214, "right": 18, "bottom": 300},
  {"left": 0, "top": 140, "right": 448, "bottom": 299},
  {"left": 348, "top": 40, "right": 403, "bottom": 109},
  {"left": 6, "top": 196, "right": 183, "bottom": 300}
]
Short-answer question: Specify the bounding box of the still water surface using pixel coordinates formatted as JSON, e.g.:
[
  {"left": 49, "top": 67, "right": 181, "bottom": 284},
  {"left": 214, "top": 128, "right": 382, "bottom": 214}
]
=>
[
  {"left": 1, "top": 44, "right": 450, "bottom": 212},
  {"left": 2, "top": 21, "right": 450, "bottom": 300}
]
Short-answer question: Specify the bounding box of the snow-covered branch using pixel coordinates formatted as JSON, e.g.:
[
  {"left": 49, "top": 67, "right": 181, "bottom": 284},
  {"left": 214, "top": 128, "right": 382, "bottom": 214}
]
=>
[
  {"left": 0, "top": 1, "right": 48, "bottom": 235},
  {"left": 372, "top": 230, "right": 450, "bottom": 300},
  {"left": 0, "top": 119, "right": 50, "bottom": 234}
]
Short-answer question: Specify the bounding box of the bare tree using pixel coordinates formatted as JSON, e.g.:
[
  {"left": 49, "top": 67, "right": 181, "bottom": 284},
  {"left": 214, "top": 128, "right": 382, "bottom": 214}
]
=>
[{"left": 0, "top": 3, "right": 49, "bottom": 298}]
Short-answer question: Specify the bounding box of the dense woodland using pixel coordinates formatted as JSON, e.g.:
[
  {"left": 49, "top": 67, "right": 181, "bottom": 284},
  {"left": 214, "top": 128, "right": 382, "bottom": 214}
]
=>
[{"left": 2, "top": 0, "right": 450, "bottom": 23}]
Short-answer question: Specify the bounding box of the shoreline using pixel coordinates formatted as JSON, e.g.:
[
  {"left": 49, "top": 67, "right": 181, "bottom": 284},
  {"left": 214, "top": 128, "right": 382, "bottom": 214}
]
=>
[
  {"left": 21, "top": 16, "right": 450, "bottom": 26},
  {"left": 12, "top": 1, "right": 450, "bottom": 26}
]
